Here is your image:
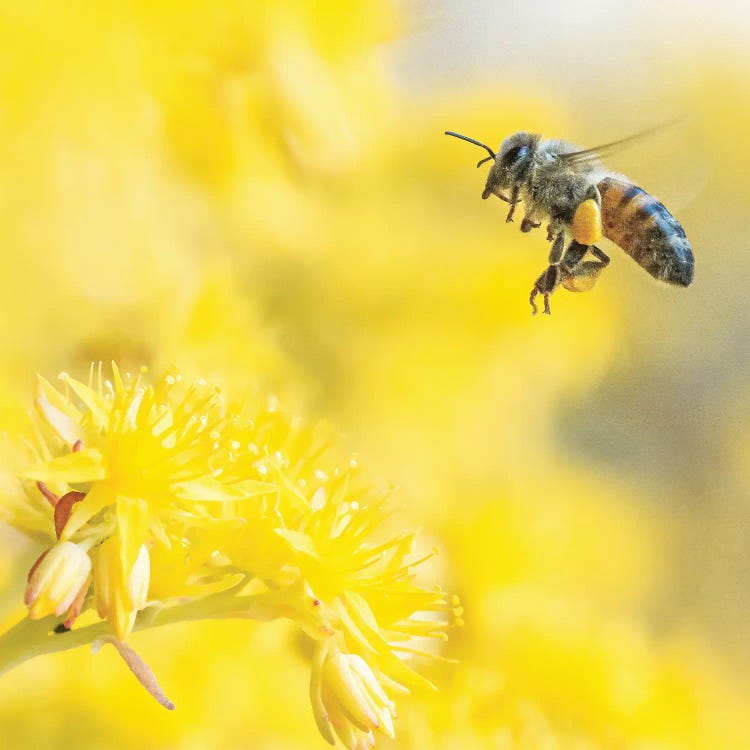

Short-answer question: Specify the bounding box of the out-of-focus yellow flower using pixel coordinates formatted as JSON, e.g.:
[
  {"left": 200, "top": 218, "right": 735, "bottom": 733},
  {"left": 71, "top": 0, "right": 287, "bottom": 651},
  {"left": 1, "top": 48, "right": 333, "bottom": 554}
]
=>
[{"left": 397, "top": 588, "right": 750, "bottom": 750}]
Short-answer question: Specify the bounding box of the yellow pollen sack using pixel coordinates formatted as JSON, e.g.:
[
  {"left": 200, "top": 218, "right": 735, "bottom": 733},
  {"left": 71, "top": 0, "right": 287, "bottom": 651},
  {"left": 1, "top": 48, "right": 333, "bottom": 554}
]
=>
[{"left": 572, "top": 198, "right": 602, "bottom": 245}]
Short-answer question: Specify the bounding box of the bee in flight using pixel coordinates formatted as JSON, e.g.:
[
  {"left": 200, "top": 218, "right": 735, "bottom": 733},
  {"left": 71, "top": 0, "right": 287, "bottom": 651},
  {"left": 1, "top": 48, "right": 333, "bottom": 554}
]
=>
[{"left": 445, "top": 127, "right": 695, "bottom": 314}]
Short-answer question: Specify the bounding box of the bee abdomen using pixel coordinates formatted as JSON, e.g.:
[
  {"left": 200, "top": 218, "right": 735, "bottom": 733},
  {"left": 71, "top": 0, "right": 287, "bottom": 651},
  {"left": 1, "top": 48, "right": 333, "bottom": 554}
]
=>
[{"left": 598, "top": 176, "right": 694, "bottom": 286}]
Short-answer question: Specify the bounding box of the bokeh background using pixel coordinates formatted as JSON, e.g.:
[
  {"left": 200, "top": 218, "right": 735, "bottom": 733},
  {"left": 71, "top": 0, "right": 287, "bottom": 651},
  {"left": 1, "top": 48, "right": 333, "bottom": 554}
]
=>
[{"left": 2, "top": 1, "right": 750, "bottom": 747}]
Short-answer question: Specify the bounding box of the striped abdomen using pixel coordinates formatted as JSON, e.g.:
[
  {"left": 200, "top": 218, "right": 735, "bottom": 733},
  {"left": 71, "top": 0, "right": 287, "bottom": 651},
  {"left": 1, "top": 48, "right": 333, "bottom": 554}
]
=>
[{"left": 598, "top": 176, "right": 694, "bottom": 286}]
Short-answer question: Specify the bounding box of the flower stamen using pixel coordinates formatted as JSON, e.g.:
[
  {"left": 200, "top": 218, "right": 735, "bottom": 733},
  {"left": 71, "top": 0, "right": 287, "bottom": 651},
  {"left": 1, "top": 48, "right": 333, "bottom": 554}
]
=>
[{"left": 36, "top": 481, "right": 59, "bottom": 508}]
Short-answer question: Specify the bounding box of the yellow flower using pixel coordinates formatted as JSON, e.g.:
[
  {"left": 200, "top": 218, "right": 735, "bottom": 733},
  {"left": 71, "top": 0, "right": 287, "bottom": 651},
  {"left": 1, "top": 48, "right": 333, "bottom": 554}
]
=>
[
  {"left": 194, "top": 410, "right": 456, "bottom": 747},
  {"left": 265, "top": 462, "right": 454, "bottom": 665},
  {"left": 21, "top": 363, "right": 256, "bottom": 638},
  {"left": 2, "top": 363, "right": 455, "bottom": 747}
]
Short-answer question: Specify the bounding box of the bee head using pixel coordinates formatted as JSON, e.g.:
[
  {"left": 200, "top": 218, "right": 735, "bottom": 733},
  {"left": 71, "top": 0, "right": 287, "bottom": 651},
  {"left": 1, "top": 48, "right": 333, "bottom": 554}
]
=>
[
  {"left": 481, "top": 132, "right": 538, "bottom": 199},
  {"left": 444, "top": 129, "right": 539, "bottom": 201}
]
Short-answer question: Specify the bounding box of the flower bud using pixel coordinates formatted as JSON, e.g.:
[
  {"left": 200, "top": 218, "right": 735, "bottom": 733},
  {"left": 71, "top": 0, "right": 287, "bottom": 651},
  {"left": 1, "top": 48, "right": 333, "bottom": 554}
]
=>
[
  {"left": 324, "top": 651, "right": 380, "bottom": 732},
  {"left": 25, "top": 541, "right": 92, "bottom": 620},
  {"left": 95, "top": 537, "right": 150, "bottom": 640},
  {"left": 314, "top": 646, "right": 397, "bottom": 750}
]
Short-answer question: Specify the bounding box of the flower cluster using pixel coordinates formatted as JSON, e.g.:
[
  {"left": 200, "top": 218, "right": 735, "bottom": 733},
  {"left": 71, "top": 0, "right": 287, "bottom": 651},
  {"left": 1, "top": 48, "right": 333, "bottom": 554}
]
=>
[{"left": 5, "top": 363, "right": 455, "bottom": 749}]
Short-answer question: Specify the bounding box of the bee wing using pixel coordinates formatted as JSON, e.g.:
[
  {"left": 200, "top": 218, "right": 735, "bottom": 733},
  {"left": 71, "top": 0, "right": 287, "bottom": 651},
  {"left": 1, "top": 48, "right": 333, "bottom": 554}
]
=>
[
  {"left": 559, "top": 118, "right": 686, "bottom": 166},
  {"left": 570, "top": 117, "right": 709, "bottom": 215}
]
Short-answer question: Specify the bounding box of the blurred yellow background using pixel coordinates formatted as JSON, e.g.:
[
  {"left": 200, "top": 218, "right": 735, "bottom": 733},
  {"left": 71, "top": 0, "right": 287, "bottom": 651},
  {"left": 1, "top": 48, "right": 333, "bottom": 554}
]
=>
[{"left": 2, "top": 1, "right": 750, "bottom": 748}]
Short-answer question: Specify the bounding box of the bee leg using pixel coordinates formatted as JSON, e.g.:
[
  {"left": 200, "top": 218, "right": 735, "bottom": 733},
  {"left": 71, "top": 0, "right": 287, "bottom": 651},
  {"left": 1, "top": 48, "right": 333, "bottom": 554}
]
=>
[
  {"left": 521, "top": 216, "right": 541, "bottom": 233},
  {"left": 586, "top": 184, "right": 602, "bottom": 206},
  {"left": 529, "top": 240, "right": 589, "bottom": 315},
  {"left": 590, "top": 246, "right": 610, "bottom": 264},
  {"left": 505, "top": 186, "right": 521, "bottom": 223},
  {"left": 559, "top": 240, "right": 591, "bottom": 272},
  {"left": 560, "top": 246, "right": 611, "bottom": 293},
  {"left": 529, "top": 265, "right": 560, "bottom": 315},
  {"left": 547, "top": 221, "right": 565, "bottom": 242},
  {"left": 548, "top": 231, "right": 565, "bottom": 264}
]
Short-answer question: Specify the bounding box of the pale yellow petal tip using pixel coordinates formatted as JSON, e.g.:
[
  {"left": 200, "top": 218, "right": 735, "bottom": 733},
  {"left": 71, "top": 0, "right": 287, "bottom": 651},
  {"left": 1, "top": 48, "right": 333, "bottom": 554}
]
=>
[{"left": 573, "top": 198, "right": 602, "bottom": 245}]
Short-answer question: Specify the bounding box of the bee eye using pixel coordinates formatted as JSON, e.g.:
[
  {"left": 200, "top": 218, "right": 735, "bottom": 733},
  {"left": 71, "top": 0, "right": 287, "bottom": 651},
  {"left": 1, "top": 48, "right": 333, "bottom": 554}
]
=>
[{"left": 504, "top": 145, "right": 529, "bottom": 164}]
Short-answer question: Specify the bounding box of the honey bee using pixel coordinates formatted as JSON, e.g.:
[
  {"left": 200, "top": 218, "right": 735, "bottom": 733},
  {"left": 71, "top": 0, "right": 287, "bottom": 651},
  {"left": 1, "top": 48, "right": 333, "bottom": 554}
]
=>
[{"left": 445, "top": 127, "right": 695, "bottom": 314}]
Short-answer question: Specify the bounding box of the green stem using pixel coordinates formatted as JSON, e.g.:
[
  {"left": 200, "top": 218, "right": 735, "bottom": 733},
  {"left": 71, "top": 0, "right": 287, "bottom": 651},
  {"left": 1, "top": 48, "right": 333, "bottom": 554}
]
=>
[{"left": 0, "top": 588, "right": 291, "bottom": 677}]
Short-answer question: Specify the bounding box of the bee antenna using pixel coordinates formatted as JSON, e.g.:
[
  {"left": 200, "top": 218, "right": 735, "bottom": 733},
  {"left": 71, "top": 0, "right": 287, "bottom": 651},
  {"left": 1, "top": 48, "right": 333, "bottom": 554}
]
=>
[{"left": 444, "top": 131, "right": 496, "bottom": 165}]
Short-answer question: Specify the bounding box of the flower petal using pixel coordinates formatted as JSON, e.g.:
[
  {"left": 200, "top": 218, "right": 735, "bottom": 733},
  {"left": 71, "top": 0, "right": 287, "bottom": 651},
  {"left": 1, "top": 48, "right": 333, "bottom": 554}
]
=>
[
  {"left": 35, "top": 396, "right": 85, "bottom": 448},
  {"left": 37, "top": 377, "right": 83, "bottom": 421},
  {"left": 58, "top": 373, "right": 111, "bottom": 431},
  {"left": 275, "top": 528, "right": 320, "bottom": 559},
  {"left": 25, "top": 448, "right": 106, "bottom": 484},
  {"left": 117, "top": 496, "right": 150, "bottom": 573},
  {"left": 173, "top": 477, "right": 254, "bottom": 502},
  {"left": 310, "top": 641, "right": 337, "bottom": 746}
]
